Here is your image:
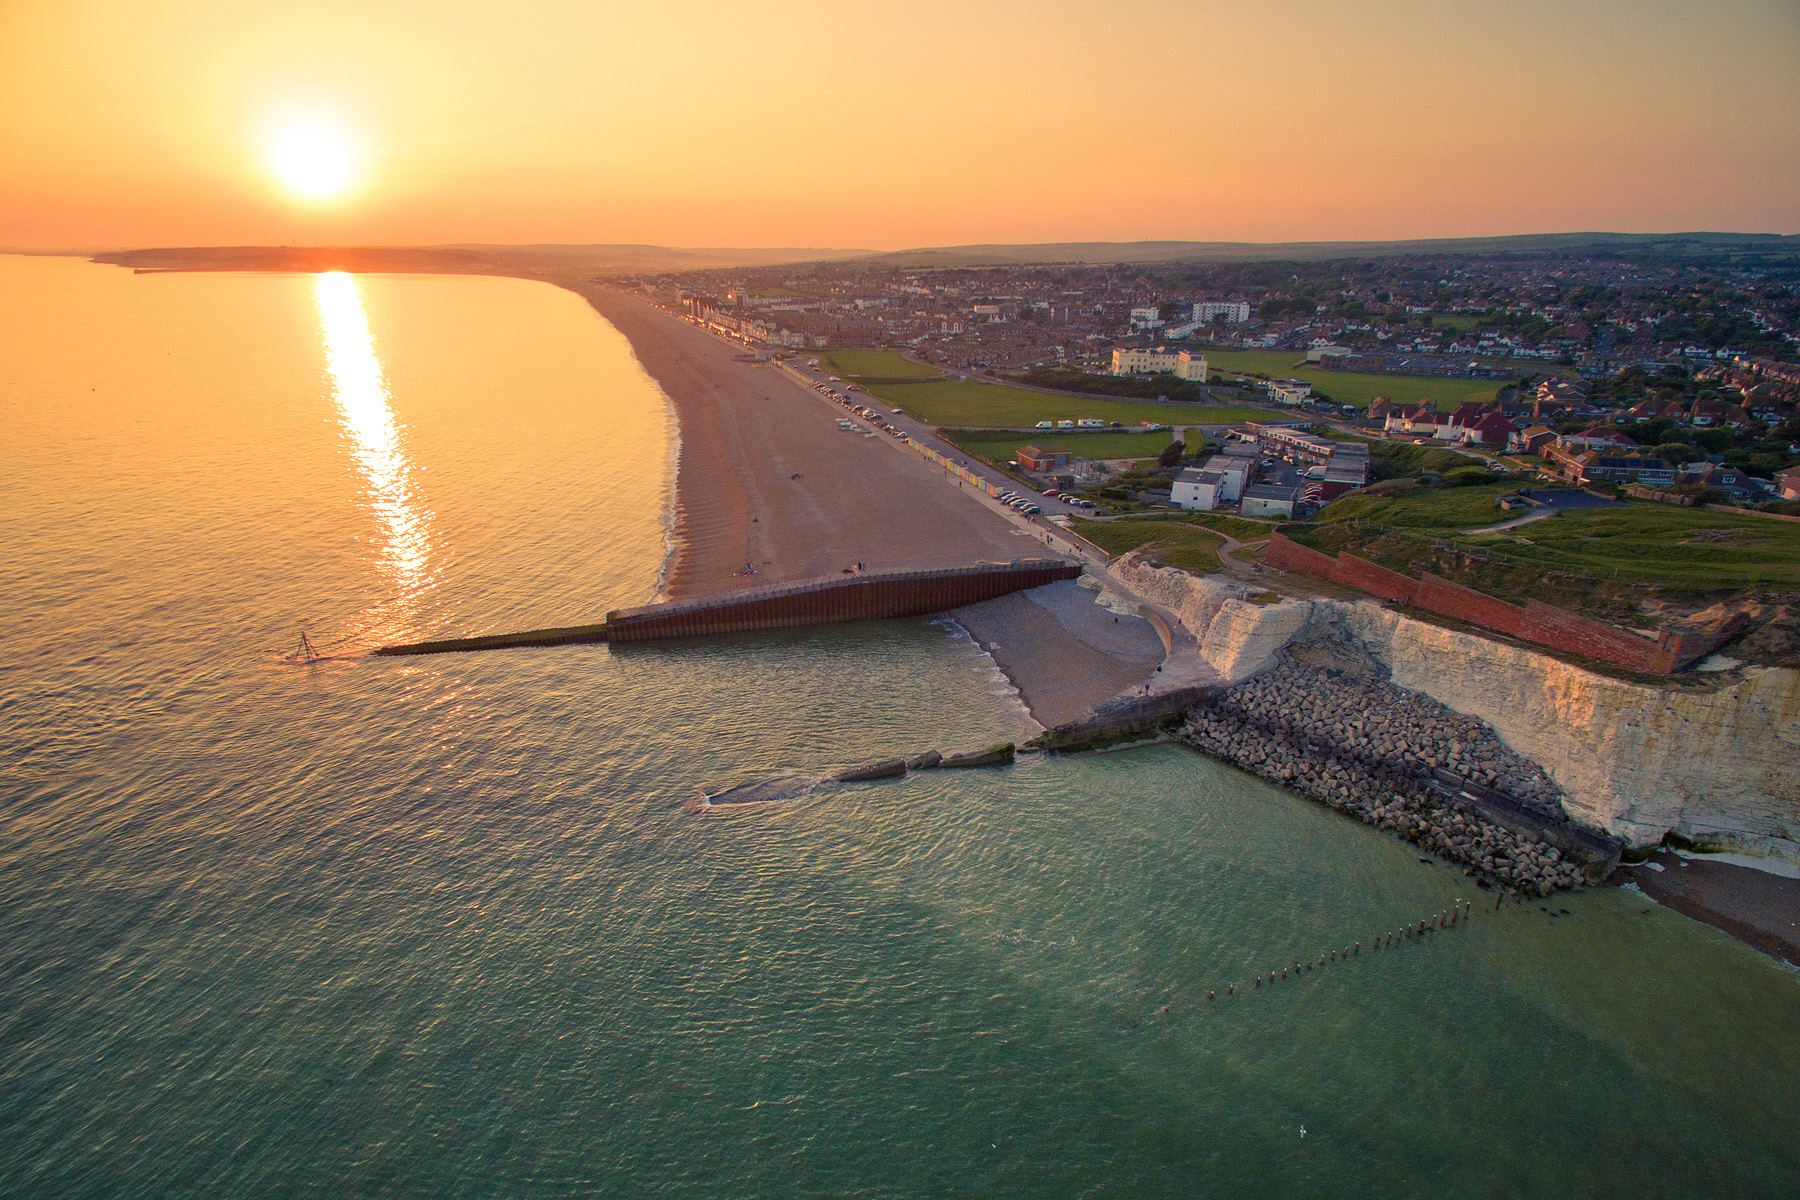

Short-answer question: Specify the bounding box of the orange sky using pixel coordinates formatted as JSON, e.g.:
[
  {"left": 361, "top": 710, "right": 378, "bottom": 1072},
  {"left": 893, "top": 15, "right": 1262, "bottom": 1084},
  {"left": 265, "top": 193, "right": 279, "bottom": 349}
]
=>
[{"left": 3, "top": 0, "right": 1797, "bottom": 250}]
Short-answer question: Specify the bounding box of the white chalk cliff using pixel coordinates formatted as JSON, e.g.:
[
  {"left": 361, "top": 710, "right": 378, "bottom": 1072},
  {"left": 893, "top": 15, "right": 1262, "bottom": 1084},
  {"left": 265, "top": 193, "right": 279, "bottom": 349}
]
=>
[{"left": 1112, "top": 556, "right": 1800, "bottom": 862}]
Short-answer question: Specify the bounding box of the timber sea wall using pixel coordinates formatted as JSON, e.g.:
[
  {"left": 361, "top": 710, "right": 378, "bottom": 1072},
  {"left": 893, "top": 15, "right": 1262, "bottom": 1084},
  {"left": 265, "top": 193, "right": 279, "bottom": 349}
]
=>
[{"left": 373, "top": 558, "right": 1082, "bottom": 655}]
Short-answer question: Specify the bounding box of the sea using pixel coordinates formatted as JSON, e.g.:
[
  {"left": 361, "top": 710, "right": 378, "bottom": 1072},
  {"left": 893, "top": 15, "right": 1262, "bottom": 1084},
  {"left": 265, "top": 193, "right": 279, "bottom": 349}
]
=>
[{"left": 2, "top": 255, "right": 1796, "bottom": 1199}]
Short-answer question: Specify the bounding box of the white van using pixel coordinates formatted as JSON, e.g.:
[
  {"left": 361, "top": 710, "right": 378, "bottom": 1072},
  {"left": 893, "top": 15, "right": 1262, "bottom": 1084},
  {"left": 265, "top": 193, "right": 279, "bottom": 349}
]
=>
[
  {"left": 1056, "top": 419, "right": 1075, "bottom": 430},
  {"left": 1035, "top": 420, "right": 1054, "bottom": 429}
]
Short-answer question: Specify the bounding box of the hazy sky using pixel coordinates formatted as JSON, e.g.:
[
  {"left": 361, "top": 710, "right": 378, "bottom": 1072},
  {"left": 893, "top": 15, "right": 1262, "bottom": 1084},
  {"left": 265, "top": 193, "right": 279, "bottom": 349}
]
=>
[{"left": 3, "top": 0, "right": 1797, "bottom": 249}]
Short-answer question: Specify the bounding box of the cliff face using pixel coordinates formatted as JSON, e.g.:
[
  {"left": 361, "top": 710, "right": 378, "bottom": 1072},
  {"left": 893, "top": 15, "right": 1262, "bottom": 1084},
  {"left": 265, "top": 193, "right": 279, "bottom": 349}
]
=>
[
  {"left": 1110, "top": 558, "right": 1800, "bottom": 862},
  {"left": 1102, "top": 559, "right": 1308, "bottom": 683},
  {"left": 1335, "top": 605, "right": 1800, "bottom": 861}
]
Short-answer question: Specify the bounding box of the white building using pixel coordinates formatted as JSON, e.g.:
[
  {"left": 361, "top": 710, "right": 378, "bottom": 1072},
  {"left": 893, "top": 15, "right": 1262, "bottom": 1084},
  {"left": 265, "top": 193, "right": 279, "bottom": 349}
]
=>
[
  {"left": 1241, "top": 482, "right": 1300, "bottom": 518},
  {"left": 1110, "top": 346, "right": 1209, "bottom": 381},
  {"left": 1202, "top": 453, "right": 1251, "bottom": 501},
  {"left": 1129, "top": 306, "right": 1164, "bottom": 329},
  {"left": 1192, "top": 301, "right": 1251, "bottom": 324},
  {"left": 1267, "top": 378, "right": 1313, "bottom": 405},
  {"left": 1170, "top": 468, "right": 1224, "bottom": 511}
]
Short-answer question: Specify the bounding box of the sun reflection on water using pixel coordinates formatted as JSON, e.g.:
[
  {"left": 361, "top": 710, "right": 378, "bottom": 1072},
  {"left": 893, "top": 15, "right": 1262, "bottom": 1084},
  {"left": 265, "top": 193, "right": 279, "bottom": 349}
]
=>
[{"left": 314, "top": 272, "right": 437, "bottom": 625}]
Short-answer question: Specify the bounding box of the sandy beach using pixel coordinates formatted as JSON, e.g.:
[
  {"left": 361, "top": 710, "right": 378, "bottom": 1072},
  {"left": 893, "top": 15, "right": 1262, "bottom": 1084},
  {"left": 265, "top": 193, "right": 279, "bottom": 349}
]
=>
[{"left": 564, "top": 286, "right": 1033, "bottom": 598}]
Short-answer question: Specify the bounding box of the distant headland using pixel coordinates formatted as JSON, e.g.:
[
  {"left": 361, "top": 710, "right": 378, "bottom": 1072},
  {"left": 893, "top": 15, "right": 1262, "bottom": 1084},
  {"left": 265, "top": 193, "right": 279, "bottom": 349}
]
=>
[{"left": 86, "top": 229, "right": 1800, "bottom": 276}]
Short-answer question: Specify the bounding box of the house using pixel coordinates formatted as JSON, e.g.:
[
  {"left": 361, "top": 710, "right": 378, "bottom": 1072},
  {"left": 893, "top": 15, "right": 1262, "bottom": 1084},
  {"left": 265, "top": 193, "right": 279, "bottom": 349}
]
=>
[
  {"left": 1367, "top": 397, "right": 1400, "bottom": 422},
  {"left": 1267, "top": 378, "right": 1312, "bottom": 405},
  {"left": 1558, "top": 427, "right": 1640, "bottom": 452},
  {"left": 1202, "top": 453, "right": 1252, "bottom": 501},
  {"left": 1016, "top": 445, "right": 1070, "bottom": 471},
  {"left": 1170, "top": 468, "right": 1225, "bottom": 511},
  {"left": 1241, "top": 482, "right": 1301, "bottom": 518},
  {"left": 1689, "top": 398, "right": 1748, "bottom": 428},
  {"left": 1511, "top": 425, "right": 1558, "bottom": 454},
  {"left": 1446, "top": 402, "right": 1491, "bottom": 430},
  {"left": 1319, "top": 457, "right": 1369, "bottom": 501},
  {"left": 1456, "top": 409, "right": 1515, "bottom": 446},
  {"left": 1615, "top": 398, "right": 1664, "bottom": 424},
  {"left": 1743, "top": 386, "right": 1793, "bottom": 425},
  {"left": 1384, "top": 403, "right": 1445, "bottom": 437},
  {"left": 1679, "top": 463, "right": 1765, "bottom": 501},
  {"left": 1775, "top": 465, "right": 1800, "bottom": 501},
  {"left": 1561, "top": 450, "right": 1677, "bottom": 486}
]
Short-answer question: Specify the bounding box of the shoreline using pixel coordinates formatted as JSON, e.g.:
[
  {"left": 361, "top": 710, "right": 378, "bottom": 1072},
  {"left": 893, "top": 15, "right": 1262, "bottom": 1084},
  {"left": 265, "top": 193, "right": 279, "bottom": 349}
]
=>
[
  {"left": 557, "top": 283, "right": 1177, "bottom": 728},
  {"left": 84, "top": 255, "right": 1800, "bottom": 967},
  {"left": 560, "top": 283, "right": 1032, "bottom": 599},
  {"left": 1620, "top": 848, "right": 1800, "bottom": 966}
]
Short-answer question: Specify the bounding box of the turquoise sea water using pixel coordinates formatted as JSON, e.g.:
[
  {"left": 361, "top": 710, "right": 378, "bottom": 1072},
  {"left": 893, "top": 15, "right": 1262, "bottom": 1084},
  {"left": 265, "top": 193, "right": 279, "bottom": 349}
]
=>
[{"left": 2, "top": 256, "right": 1796, "bottom": 1198}]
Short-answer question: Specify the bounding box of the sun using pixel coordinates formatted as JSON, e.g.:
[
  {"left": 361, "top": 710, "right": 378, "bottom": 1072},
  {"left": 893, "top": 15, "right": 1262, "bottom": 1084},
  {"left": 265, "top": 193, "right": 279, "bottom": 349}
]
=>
[{"left": 263, "top": 116, "right": 358, "bottom": 204}]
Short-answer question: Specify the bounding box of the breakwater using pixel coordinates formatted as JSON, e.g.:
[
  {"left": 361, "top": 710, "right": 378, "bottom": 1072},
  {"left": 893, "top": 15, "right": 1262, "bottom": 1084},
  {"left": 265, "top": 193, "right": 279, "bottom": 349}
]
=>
[
  {"left": 1179, "top": 660, "right": 1617, "bottom": 892},
  {"left": 373, "top": 558, "right": 1081, "bottom": 655}
]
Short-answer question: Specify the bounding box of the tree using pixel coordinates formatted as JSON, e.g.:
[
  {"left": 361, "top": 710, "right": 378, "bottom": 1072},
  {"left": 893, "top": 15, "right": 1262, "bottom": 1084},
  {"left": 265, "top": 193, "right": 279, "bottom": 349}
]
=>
[{"left": 1159, "top": 439, "right": 1186, "bottom": 467}]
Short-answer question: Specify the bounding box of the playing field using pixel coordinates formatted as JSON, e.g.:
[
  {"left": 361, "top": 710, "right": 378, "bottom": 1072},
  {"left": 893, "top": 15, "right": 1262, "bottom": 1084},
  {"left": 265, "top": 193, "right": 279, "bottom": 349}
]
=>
[
  {"left": 940, "top": 428, "right": 1175, "bottom": 465},
  {"left": 1201, "top": 347, "right": 1501, "bottom": 413},
  {"left": 818, "top": 349, "right": 943, "bottom": 379},
  {"left": 865, "top": 376, "right": 1282, "bottom": 428}
]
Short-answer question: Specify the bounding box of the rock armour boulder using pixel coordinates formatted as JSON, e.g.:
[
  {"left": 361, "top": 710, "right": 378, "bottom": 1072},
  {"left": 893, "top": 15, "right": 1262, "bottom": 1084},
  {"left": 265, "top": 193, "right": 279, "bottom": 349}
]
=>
[{"left": 1177, "top": 660, "right": 1588, "bottom": 895}]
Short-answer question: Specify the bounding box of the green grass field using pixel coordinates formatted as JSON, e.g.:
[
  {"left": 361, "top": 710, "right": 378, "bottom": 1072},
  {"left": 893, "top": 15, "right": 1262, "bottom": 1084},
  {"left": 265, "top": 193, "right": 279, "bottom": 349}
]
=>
[
  {"left": 1072, "top": 519, "right": 1225, "bottom": 575},
  {"left": 864, "top": 376, "right": 1281, "bottom": 429},
  {"left": 941, "top": 429, "right": 1175, "bottom": 465},
  {"left": 1305, "top": 486, "right": 1800, "bottom": 589},
  {"left": 1199, "top": 347, "right": 1500, "bottom": 413},
  {"left": 1313, "top": 482, "right": 1521, "bottom": 529},
  {"left": 1110, "top": 511, "right": 1275, "bottom": 542},
  {"left": 818, "top": 349, "right": 943, "bottom": 379}
]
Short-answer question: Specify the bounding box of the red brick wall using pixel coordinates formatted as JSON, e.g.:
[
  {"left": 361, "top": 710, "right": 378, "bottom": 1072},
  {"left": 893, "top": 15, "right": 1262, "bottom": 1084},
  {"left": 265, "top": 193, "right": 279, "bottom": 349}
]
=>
[
  {"left": 1413, "top": 573, "right": 1529, "bottom": 638},
  {"left": 1519, "top": 601, "right": 1674, "bottom": 673},
  {"left": 1266, "top": 532, "right": 1337, "bottom": 577},
  {"left": 1260, "top": 533, "right": 1708, "bottom": 673},
  {"left": 1330, "top": 553, "right": 1418, "bottom": 603}
]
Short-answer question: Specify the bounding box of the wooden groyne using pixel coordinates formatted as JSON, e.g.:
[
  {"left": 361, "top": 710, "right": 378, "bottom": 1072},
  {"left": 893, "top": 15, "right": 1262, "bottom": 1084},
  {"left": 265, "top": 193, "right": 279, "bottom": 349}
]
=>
[{"left": 372, "top": 558, "right": 1082, "bottom": 656}]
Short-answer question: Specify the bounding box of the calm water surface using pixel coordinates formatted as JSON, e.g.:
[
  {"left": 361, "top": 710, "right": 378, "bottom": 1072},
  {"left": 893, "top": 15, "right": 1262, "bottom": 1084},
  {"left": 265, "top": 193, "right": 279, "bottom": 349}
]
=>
[{"left": 2, "top": 256, "right": 1796, "bottom": 1198}]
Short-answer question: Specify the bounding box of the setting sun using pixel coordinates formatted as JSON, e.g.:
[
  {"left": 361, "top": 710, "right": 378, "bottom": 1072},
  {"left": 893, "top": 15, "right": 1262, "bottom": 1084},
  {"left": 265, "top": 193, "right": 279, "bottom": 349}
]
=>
[{"left": 264, "top": 118, "right": 357, "bottom": 203}]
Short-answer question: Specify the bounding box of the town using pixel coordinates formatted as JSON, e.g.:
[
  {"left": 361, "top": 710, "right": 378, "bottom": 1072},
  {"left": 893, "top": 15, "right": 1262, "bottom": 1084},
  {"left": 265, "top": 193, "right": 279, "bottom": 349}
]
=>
[{"left": 611, "top": 242, "right": 1800, "bottom": 515}]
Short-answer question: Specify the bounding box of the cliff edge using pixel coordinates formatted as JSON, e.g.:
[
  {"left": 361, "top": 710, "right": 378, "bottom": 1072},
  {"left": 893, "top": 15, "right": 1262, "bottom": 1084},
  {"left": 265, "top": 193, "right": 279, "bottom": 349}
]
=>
[{"left": 1111, "top": 554, "right": 1800, "bottom": 863}]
